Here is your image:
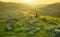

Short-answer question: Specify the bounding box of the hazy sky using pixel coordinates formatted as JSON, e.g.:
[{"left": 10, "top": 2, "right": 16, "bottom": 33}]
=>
[{"left": 0, "top": 0, "right": 60, "bottom": 4}]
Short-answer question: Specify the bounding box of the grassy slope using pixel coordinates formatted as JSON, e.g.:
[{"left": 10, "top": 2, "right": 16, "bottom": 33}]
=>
[
  {"left": 0, "top": 1, "right": 60, "bottom": 37},
  {"left": 0, "top": 15, "right": 60, "bottom": 37}
]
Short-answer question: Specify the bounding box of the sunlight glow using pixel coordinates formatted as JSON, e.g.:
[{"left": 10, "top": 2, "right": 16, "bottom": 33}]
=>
[{"left": 22, "top": 0, "right": 34, "bottom": 3}]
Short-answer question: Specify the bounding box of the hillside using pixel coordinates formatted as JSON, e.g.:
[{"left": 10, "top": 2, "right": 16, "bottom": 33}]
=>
[
  {"left": 0, "top": 1, "right": 35, "bottom": 18},
  {"left": 0, "top": 1, "right": 60, "bottom": 37},
  {"left": 0, "top": 1, "right": 60, "bottom": 17},
  {"left": 37, "top": 2, "right": 60, "bottom": 17},
  {"left": 0, "top": 1, "right": 33, "bottom": 12}
]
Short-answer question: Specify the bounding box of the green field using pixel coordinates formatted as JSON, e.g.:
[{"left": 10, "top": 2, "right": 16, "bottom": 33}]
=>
[{"left": 0, "top": 15, "right": 60, "bottom": 37}]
